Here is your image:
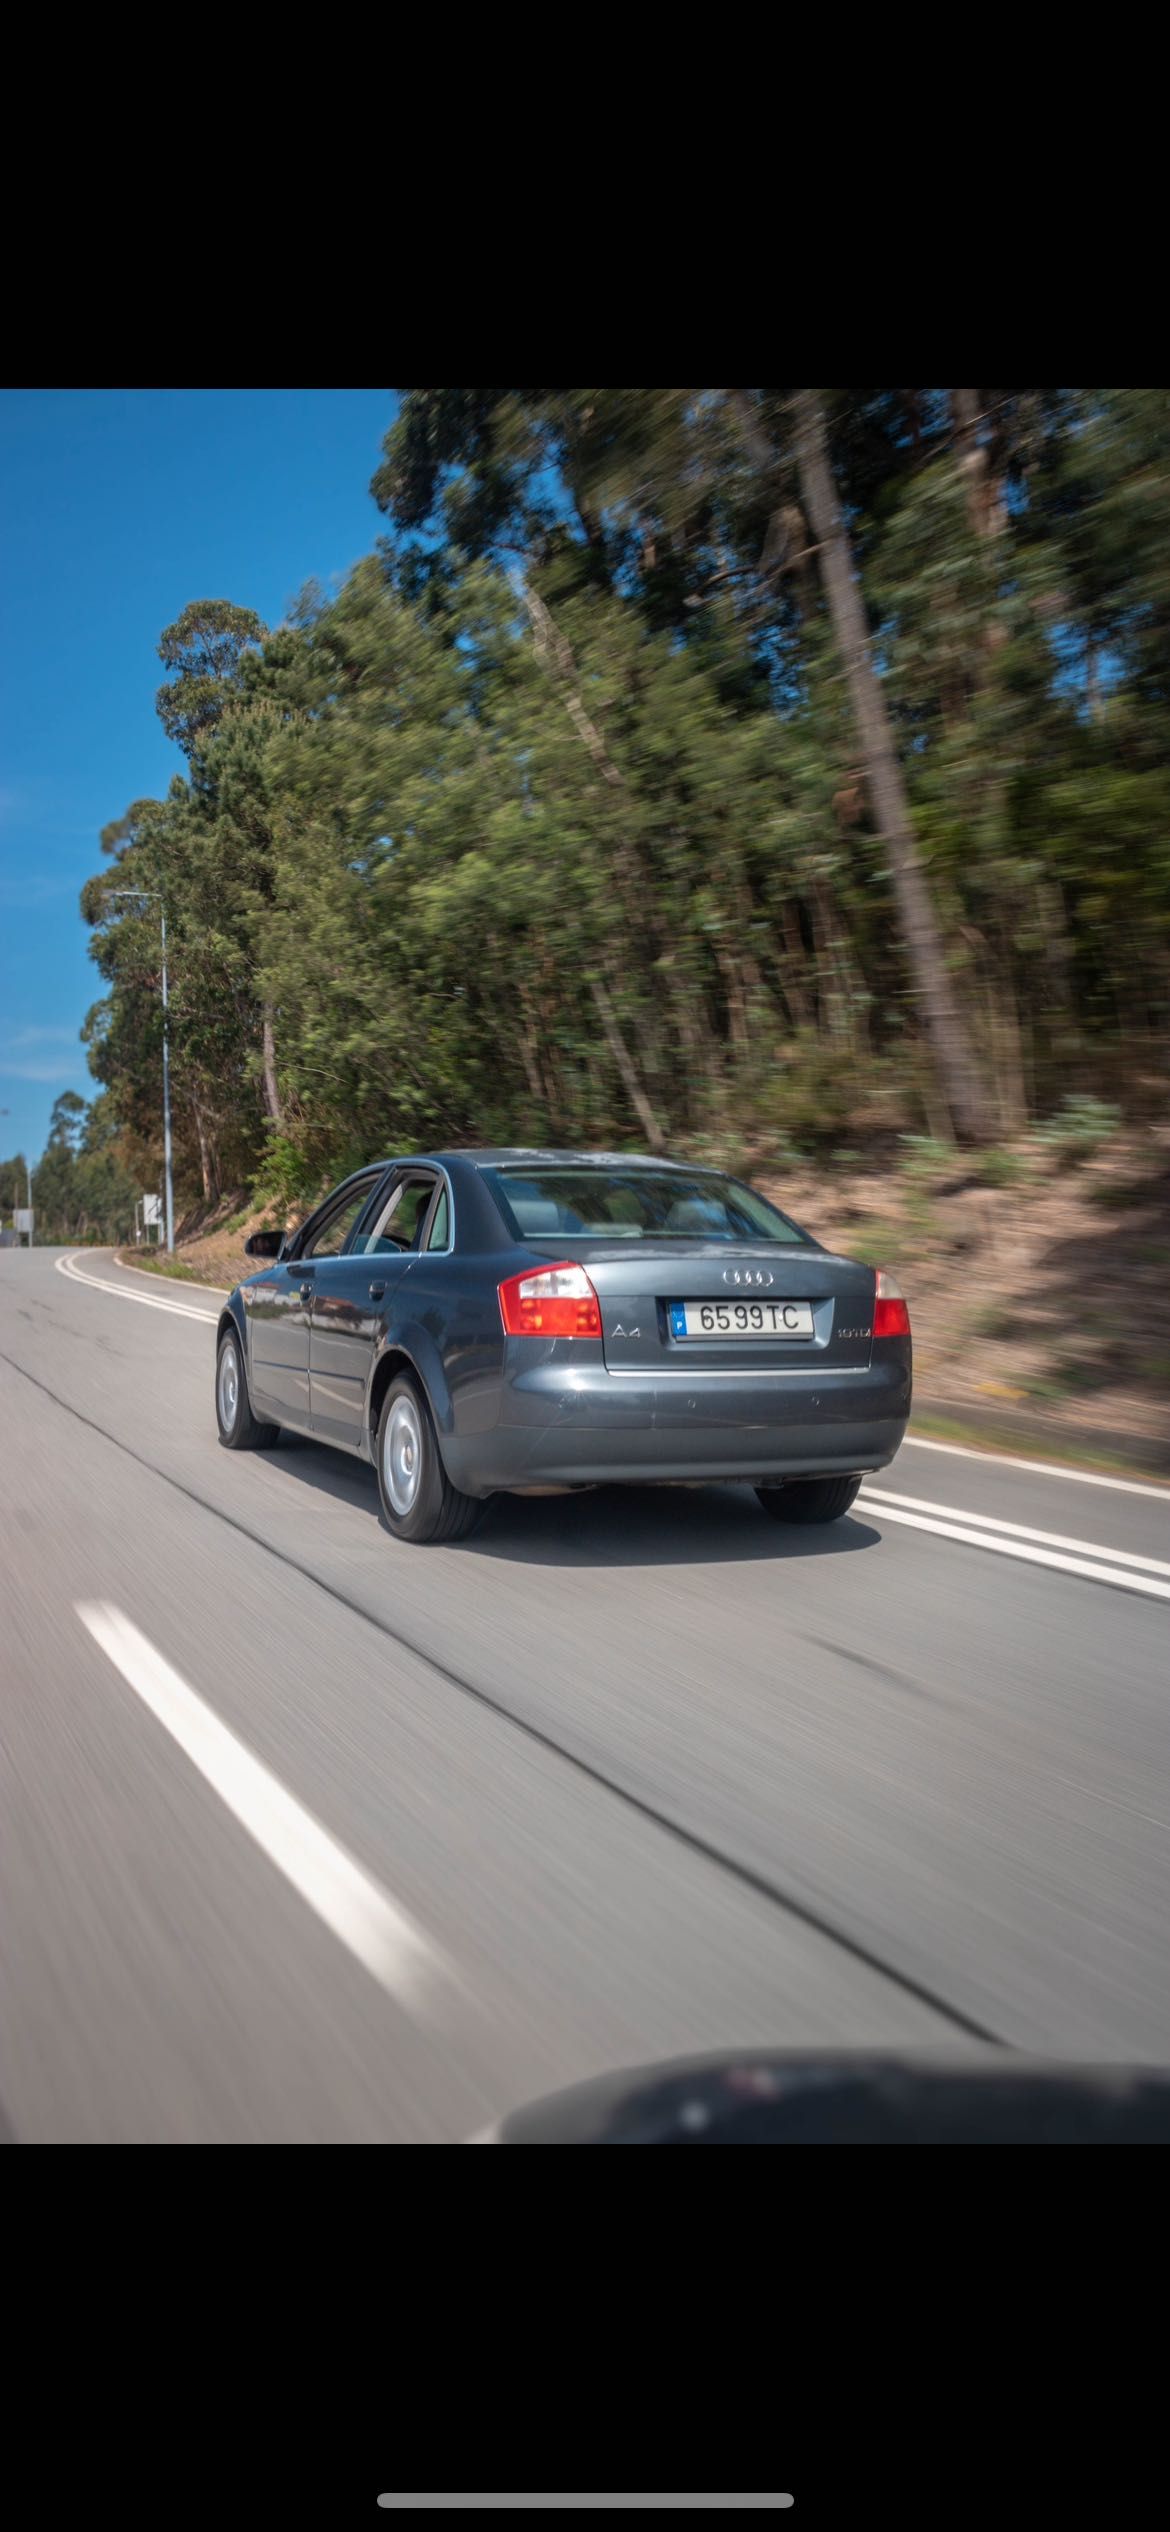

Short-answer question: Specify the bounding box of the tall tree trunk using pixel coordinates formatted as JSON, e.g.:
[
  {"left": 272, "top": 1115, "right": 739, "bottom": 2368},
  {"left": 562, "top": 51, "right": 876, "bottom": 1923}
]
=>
[
  {"left": 669, "top": 965, "right": 712, "bottom": 1076},
  {"left": 952, "top": 389, "right": 1008, "bottom": 678},
  {"left": 192, "top": 1098, "right": 213, "bottom": 1204},
  {"left": 718, "top": 948, "right": 750, "bottom": 1056},
  {"left": 952, "top": 390, "right": 1008, "bottom": 544},
  {"left": 517, "top": 580, "right": 644, "bottom": 908},
  {"left": 953, "top": 389, "right": 994, "bottom": 540},
  {"left": 790, "top": 389, "right": 993, "bottom": 1142},
  {"left": 261, "top": 1008, "right": 282, "bottom": 1128},
  {"left": 518, "top": 576, "right": 668, "bottom": 1151},
  {"left": 515, "top": 1007, "right": 545, "bottom": 1113},
  {"left": 778, "top": 902, "right": 814, "bottom": 1030},
  {"left": 589, "top": 977, "right": 667, "bottom": 1151}
]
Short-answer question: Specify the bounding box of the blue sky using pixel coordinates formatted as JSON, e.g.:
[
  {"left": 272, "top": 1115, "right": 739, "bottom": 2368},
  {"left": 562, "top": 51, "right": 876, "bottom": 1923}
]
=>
[{"left": 0, "top": 388, "right": 398, "bottom": 1164}]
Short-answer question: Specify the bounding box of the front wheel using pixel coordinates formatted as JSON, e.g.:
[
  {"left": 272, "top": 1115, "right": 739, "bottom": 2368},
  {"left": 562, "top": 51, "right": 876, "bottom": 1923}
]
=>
[
  {"left": 376, "top": 1372, "right": 485, "bottom": 1545},
  {"left": 216, "top": 1330, "right": 279, "bottom": 1451},
  {"left": 756, "top": 1475, "right": 862, "bottom": 1525}
]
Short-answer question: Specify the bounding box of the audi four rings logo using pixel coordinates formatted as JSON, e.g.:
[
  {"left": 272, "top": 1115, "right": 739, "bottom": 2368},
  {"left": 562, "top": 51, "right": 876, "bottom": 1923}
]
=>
[{"left": 723, "top": 1266, "right": 774, "bottom": 1287}]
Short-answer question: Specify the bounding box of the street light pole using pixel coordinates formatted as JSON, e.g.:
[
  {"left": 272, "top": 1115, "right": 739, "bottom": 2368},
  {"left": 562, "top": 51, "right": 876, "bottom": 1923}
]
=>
[
  {"left": 108, "top": 890, "right": 175, "bottom": 1256},
  {"left": 160, "top": 905, "right": 174, "bottom": 1254}
]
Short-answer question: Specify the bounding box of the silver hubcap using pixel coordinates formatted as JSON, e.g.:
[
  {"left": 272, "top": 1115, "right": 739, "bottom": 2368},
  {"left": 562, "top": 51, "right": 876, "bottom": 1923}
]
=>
[
  {"left": 218, "top": 1341, "right": 239, "bottom": 1430},
  {"left": 384, "top": 1394, "right": 423, "bottom": 1517}
]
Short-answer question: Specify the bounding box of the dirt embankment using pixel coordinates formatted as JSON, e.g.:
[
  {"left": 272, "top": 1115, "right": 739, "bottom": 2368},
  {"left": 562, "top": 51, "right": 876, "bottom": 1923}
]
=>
[
  {"left": 120, "top": 1127, "right": 1170, "bottom": 1472},
  {"left": 758, "top": 1125, "right": 1170, "bottom": 1465},
  {"left": 119, "top": 1192, "right": 300, "bottom": 1294}
]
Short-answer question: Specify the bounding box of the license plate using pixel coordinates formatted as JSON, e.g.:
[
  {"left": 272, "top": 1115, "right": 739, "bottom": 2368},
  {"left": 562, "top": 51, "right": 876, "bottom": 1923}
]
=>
[{"left": 669, "top": 1299, "right": 814, "bottom": 1340}]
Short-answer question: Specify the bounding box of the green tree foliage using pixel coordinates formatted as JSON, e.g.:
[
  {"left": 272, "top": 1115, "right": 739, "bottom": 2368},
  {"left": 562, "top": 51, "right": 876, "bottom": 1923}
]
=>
[
  {"left": 47, "top": 1090, "right": 86, "bottom": 1153},
  {"left": 30, "top": 1092, "right": 138, "bottom": 1242},
  {"left": 155, "top": 599, "right": 267, "bottom": 762},
  {"left": 74, "top": 390, "right": 1170, "bottom": 1216},
  {"left": 0, "top": 1154, "right": 31, "bottom": 1217}
]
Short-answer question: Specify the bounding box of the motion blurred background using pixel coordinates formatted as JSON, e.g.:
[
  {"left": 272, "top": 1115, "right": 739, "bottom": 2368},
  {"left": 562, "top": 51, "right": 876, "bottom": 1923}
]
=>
[{"left": 3, "top": 388, "right": 1168, "bottom": 1468}]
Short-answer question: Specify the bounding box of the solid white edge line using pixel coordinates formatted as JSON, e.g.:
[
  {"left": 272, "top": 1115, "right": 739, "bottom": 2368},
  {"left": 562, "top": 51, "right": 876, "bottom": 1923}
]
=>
[
  {"left": 862, "top": 1487, "right": 1170, "bottom": 1580},
  {"left": 863, "top": 1502, "right": 1170, "bottom": 1602},
  {"left": 903, "top": 1433, "right": 1169, "bottom": 1501},
  {"left": 56, "top": 1251, "right": 220, "bottom": 1323},
  {"left": 76, "top": 1601, "right": 445, "bottom": 2009}
]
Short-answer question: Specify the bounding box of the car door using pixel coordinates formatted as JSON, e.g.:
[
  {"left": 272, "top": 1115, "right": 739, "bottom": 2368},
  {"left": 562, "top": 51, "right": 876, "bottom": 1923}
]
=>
[
  {"left": 249, "top": 1172, "right": 381, "bottom": 1429},
  {"left": 247, "top": 1251, "right": 313, "bottom": 1428},
  {"left": 308, "top": 1168, "right": 442, "bottom": 1450}
]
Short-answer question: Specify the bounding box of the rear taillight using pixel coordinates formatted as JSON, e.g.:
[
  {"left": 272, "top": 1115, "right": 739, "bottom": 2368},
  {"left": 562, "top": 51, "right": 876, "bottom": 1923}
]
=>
[
  {"left": 498, "top": 1260, "right": 602, "bottom": 1339},
  {"left": 873, "top": 1268, "right": 911, "bottom": 1339}
]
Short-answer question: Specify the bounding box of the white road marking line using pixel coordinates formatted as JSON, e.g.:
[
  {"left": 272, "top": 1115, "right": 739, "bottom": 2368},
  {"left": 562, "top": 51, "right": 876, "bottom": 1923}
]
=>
[
  {"left": 903, "top": 1433, "right": 1169, "bottom": 1501},
  {"left": 859, "top": 1502, "right": 1170, "bottom": 1602},
  {"left": 77, "top": 1602, "right": 445, "bottom": 2009},
  {"left": 56, "top": 1251, "right": 220, "bottom": 1323},
  {"left": 862, "top": 1487, "right": 1170, "bottom": 1580}
]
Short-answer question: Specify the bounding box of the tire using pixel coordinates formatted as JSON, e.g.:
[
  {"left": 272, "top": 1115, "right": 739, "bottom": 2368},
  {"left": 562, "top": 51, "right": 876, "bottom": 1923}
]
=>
[
  {"left": 755, "top": 1474, "right": 862, "bottom": 1525},
  {"left": 216, "top": 1329, "right": 280, "bottom": 1451},
  {"left": 376, "top": 1371, "right": 486, "bottom": 1545}
]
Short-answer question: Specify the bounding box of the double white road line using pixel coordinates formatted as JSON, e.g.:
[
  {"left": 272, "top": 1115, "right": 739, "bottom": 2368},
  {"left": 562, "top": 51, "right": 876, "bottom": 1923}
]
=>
[
  {"left": 859, "top": 1485, "right": 1170, "bottom": 1603},
  {"left": 56, "top": 1248, "right": 221, "bottom": 1323}
]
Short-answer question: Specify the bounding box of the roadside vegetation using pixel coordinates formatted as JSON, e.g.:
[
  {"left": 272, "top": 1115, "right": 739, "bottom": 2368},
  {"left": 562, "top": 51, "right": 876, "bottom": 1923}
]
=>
[{"left": 3, "top": 390, "right": 1168, "bottom": 1456}]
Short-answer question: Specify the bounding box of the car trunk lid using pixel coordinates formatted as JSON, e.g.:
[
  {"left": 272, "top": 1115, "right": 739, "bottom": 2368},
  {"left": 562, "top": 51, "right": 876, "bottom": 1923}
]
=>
[{"left": 531, "top": 1240, "right": 877, "bottom": 1372}]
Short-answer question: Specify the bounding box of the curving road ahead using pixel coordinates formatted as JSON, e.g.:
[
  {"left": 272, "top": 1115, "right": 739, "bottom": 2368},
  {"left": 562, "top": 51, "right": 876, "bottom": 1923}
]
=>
[{"left": 1, "top": 1244, "right": 1168, "bottom": 2141}]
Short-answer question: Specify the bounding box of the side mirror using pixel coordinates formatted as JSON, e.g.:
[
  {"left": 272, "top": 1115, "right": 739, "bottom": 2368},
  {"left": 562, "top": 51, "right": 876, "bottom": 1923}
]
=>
[{"left": 244, "top": 1228, "right": 284, "bottom": 1260}]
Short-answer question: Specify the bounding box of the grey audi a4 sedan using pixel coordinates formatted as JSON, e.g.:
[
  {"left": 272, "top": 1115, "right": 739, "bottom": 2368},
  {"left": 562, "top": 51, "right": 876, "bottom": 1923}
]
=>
[{"left": 214, "top": 1148, "right": 912, "bottom": 1544}]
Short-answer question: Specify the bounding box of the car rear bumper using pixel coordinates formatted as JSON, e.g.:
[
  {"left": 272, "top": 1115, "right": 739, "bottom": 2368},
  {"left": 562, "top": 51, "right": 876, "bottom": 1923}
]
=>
[{"left": 444, "top": 1346, "right": 912, "bottom": 1495}]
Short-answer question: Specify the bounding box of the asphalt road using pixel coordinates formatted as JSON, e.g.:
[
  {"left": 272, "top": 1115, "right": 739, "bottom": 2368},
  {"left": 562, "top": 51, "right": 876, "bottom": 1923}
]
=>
[{"left": 2, "top": 1244, "right": 1168, "bottom": 2142}]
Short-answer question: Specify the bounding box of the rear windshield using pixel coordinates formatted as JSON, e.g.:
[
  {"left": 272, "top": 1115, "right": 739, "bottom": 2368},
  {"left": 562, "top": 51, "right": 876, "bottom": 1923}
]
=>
[{"left": 482, "top": 1165, "right": 810, "bottom": 1245}]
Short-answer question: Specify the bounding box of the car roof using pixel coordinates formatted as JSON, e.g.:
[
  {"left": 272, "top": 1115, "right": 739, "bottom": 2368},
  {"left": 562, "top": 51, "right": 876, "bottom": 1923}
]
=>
[
  {"left": 351, "top": 1148, "right": 699, "bottom": 1186},
  {"left": 431, "top": 1147, "right": 692, "bottom": 1170}
]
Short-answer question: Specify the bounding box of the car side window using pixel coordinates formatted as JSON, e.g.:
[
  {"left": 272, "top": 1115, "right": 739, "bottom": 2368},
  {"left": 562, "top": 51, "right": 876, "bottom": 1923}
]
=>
[
  {"left": 359, "top": 1176, "right": 436, "bottom": 1256},
  {"left": 303, "top": 1179, "right": 380, "bottom": 1260},
  {"left": 425, "top": 1185, "right": 449, "bottom": 1251}
]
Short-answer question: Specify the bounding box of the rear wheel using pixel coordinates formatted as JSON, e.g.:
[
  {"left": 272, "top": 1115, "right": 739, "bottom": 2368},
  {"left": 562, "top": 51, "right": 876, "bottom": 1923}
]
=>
[
  {"left": 216, "top": 1330, "right": 280, "bottom": 1451},
  {"left": 376, "top": 1371, "right": 485, "bottom": 1545},
  {"left": 755, "top": 1475, "right": 862, "bottom": 1525}
]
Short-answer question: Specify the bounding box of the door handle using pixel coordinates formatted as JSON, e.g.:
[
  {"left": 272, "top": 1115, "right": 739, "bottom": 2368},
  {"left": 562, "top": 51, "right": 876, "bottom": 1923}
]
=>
[{"left": 368, "top": 1281, "right": 385, "bottom": 1301}]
